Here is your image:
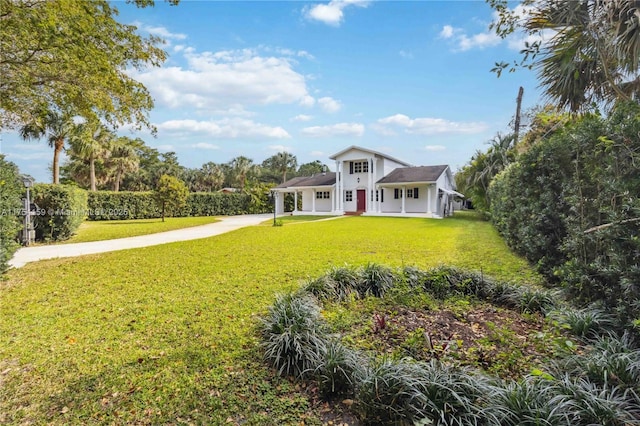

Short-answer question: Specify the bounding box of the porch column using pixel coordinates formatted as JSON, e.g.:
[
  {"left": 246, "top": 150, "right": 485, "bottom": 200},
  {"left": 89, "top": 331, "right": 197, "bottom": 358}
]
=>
[
  {"left": 427, "top": 185, "right": 432, "bottom": 215},
  {"left": 338, "top": 161, "right": 343, "bottom": 212},
  {"left": 377, "top": 185, "right": 381, "bottom": 213},
  {"left": 371, "top": 159, "right": 377, "bottom": 212},
  {"left": 401, "top": 185, "right": 406, "bottom": 214},
  {"left": 294, "top": 191, "right": 298, "bottom": 212},
  {"left": 312, "top": 189, "right": 316, "bottom": 213}
]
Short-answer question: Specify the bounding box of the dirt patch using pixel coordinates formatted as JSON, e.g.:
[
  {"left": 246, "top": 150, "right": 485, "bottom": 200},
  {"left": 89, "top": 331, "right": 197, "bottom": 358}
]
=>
[{"left": 364, "top": 303, "right": 551, "bottom": 378}]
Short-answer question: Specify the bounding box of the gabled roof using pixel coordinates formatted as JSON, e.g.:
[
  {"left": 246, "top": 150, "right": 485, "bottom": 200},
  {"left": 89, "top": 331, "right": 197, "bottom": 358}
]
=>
[
  {"left": 376, "top": 165, "right": 449, "bottom": 185},
  {"left": 275, "top": 172, "right": 336, "bottom": 189},
  {"left": 329, "top": 145, "right": 412, "bottom": 167}
]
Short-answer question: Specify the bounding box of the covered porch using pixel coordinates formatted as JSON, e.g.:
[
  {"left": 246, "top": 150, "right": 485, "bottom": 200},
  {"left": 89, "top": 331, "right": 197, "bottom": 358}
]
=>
[{"left": 272, "top": 172, "right": 340, "bottom": 216}]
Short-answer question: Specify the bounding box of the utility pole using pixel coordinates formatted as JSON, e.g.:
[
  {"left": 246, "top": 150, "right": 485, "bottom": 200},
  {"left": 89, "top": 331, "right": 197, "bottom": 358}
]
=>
[{"left": 514, "top": 86, "right": 524, "bottom": 143}]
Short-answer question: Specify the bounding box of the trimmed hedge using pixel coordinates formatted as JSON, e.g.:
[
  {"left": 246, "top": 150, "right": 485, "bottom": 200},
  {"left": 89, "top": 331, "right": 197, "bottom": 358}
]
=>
[
  {"left": 86, "top": 191, "right": 269, "bottom": 220},
  {"left": 0, "top": 155, "right": 23, "bottom": 274},
  {"left": 32, "top": 184, "right": 87, "bottom": 242}
]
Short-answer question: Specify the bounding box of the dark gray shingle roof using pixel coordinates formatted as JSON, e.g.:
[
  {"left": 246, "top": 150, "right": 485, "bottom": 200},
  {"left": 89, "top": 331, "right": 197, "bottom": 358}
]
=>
[
  {"left": 376, "top": 165, "right": 448, "bottom": 184},
  {"left": 275, "top": 172, "right": 336, "bottom": 188}
]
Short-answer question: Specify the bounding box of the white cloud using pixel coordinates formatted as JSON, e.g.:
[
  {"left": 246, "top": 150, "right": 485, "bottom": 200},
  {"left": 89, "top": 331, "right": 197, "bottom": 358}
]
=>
[
  {"left": 291, "top": 114, "right": 314, "bottom": 122},
  {"left": 424, "top": 145, "right": 446, "bottom": 151},
  {"left": 132, "top": 21, "right": 187, "bottom": 40},
  {"left": 506, "top": 28, "right": 556, "bottom": 51},
  {"left": 305, "top": 0, "right": 370, "bottom": 26},
  {"left": 191, "top": 142, "right": 220, "bottom": 150},
  {"left": 440, "top": 25, "right": 501, "bottom": 51},
  {"left": 157, "top": 118, "right": 291, "bottom": 139},
  {"left": 311, "top": 150, "right": 325, "bottom": 157},
  {"left": 376, "top": 114, "right": 488, "bottom": 135},
  {"left": 318, "top": 97, "right": 342, "bottom": 113},
  {"left": 301, "top": 122, "right": 364, "bottom": 138},
  {"left": 130, "top": 47, "right": 314, "bottom": 112},
  {"left": 439, "top": 25, "right": 455, "bottom": 39}
]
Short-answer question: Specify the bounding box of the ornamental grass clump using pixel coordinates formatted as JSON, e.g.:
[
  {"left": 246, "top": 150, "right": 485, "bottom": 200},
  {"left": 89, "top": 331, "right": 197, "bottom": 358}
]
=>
[
  {"left": 553, "top": 307, "right": 616, "bottom": 340},
  {"left": 259, "top": 293, "right": 327, "bottom": 378},
  {"left": 357, "top": 263, "right": 398, "bottom": 298},
  {"left": 325, "top": 265, "right": 362, "bottom": 301},
  {"left": 354, "top": 358, "right": 493, "bottom": 425},
  {"left": 311, "top": 338, "right": 360, "bottom": 396}
]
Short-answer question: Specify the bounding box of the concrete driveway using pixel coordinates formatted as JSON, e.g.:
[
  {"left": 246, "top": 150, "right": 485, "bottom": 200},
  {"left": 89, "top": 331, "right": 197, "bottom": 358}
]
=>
[{"left": 9, "top": 214, "right": 273, "bottom": 269}]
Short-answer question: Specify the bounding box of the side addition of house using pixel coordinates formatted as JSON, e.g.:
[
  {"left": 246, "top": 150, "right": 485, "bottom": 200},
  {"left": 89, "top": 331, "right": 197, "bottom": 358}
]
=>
[{"left": 273, "top": 145, "right": 463, "bottom": 219}]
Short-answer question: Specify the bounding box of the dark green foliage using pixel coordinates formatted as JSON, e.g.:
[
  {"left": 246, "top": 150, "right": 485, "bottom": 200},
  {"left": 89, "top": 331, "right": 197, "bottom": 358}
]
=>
[
  {"left": 259, "top": 294, "right": 327, "bottom": 378},
  {"left": 86, "top": 191, "right": 264, "bottom": 220},
  {"left": 0, "top": 155, "right": 23, "bottom": 274},
  {"left": 489, "top": 102, "right": 640, "bottom": 328},
  {"left": 31, "top": 184, "right": 87, "bottom": 241}
]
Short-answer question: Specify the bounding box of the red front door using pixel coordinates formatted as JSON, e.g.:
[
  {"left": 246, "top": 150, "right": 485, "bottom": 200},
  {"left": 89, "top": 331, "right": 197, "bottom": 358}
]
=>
[{"left": 357, "top": 189, "right": 366, "bottom": 212}]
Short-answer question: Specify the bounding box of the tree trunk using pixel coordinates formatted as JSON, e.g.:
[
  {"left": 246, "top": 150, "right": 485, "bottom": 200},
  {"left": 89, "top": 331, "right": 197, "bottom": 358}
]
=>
[
  {"left": 161, "top": 202, "right": 165, "bottom": 222},
  {"left": 514, "top": 86, "right": 524, "bottom": 143},
  {"left": 89, "top": 155, "right": 96, "bottom": 191},
  {"left": 113, "top": 169, "right": 122, "bottom": 192},
  {"left": 52, "top": 137, "right": 64, "bottom": 184}
]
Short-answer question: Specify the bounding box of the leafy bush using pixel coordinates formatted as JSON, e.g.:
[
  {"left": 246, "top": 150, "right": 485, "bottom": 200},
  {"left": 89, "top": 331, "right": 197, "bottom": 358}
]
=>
[
  {"left": 154, "top": 175, "right": 189, "bottom": 221},
  {"left": 489, "top": 102, "right": 640, "bottom": 329},
  {"left": 87, "top": 190, "right": 265, "bottom": 220},
  {"left": 259, "top": 294, "right": 327, "bottom": 378},
  {"left": 31, "top": 184, "right": 87, "bottom": 241},
  {"left": 0, "top": 155, "right": 23, "bottom": 274}
]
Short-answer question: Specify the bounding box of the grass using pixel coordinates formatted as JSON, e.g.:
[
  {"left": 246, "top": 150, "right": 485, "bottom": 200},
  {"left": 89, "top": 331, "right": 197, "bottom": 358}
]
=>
[
  {"left": 261, "top": 215, "right": 340, "bottom": 225},
  {"left": 62, "top": 216, "right": 221, "bottom": 243},
  {"left": 0, "top": 212, "right": 540, "bottom": 424}
]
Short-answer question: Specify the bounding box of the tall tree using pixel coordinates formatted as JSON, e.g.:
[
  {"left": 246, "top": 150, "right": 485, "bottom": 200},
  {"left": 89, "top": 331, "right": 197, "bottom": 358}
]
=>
[
  {"left": 200, "top": 162, "right": 225, "bottom": 192},
  {"left": 229, "top": 156, "right": 258, "bottom": 189},
  {"left": 153, "top": 174, "right": 188, "bottom": 222},
  {"left": 489, "top": 0, "right": 640, "bottom": 112},
  {"left": 18, "top": 110, "right": 75, "bottom": 184},
  {"left": 262, "top": 152, "right": 298, "bottom": 183},
  {"left": 68, "top": 120, "right": 113, "bottom": 191},
  {"left": 109, "top": 137, "right": 139, "bottom": 192},
  {"left": 0, "top": 0, "right": 172, "bottom": 130},
  {"left": 298, "top": 160, "right": 328, "bottom": 176}
]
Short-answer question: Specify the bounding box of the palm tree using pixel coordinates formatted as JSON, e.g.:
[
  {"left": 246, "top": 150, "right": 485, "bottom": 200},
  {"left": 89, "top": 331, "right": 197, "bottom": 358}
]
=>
[
  {"left": 68, "top": 120, "right": 113, "bottom": 191},
  {"left": 229, "top": 156, "right": 258, "bottom": 189},
  {"left": 19, "top": 110, "right": 76, "bottom": 184},
  {"left": 495, "top": 0, "right": 640, "bottom": 112},
  {"left": 109, "top": 137, "right": 139, "bottom": 192},
  {"left": 201, "top": 162, "right": 225, "bottom": 191},
  {"left": 273, "top": 152, "right": 297, "bottom": 183}
]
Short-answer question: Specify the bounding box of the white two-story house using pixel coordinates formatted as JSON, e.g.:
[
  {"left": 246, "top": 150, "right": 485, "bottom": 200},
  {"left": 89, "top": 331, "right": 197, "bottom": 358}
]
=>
[{"left": 273, "top": 145, "right": 463, "bottom": 218}]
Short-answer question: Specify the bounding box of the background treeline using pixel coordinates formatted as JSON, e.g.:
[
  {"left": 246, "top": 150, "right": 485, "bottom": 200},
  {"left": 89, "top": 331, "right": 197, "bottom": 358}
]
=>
[
  {"left": 457, "top": 101, "right": 640, "bottom": 330},
  {"left": 60, "top": 134, "right": 328, "bottom": 192}
]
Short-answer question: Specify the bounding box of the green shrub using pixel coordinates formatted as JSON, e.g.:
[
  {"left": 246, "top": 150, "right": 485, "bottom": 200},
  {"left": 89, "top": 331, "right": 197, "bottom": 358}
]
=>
[
  {"left": 87, "top": 191, "right": 258, "bottom": 220},
  {"left": 31, "top": 184, "right": 87, "bottom": 241},
  {"left": 259, "top": 293, "right": 327, "bottom": 378},
  {"left": 487, "top": 377, "right": 564, "bottom": 425},
  {"left": 0, "top": 155, "right": 23, "bottom": 274}
]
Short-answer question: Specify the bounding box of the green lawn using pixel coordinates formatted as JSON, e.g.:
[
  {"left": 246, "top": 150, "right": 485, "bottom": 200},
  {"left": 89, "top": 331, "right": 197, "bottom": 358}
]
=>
[
  {"left": 261, "top": 214, "right": 342, "bottom": 225},
  {"left": 63, "top": 216, "right": 221, "bottom": 243},
  {"left": 0, "top": 213, "right": 539, "bottom": 425}
]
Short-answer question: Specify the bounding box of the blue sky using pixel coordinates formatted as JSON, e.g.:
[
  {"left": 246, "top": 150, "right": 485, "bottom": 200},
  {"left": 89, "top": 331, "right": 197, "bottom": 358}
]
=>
[{"left": 2, "top": 0, "right": 544, "bottom": 183}]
